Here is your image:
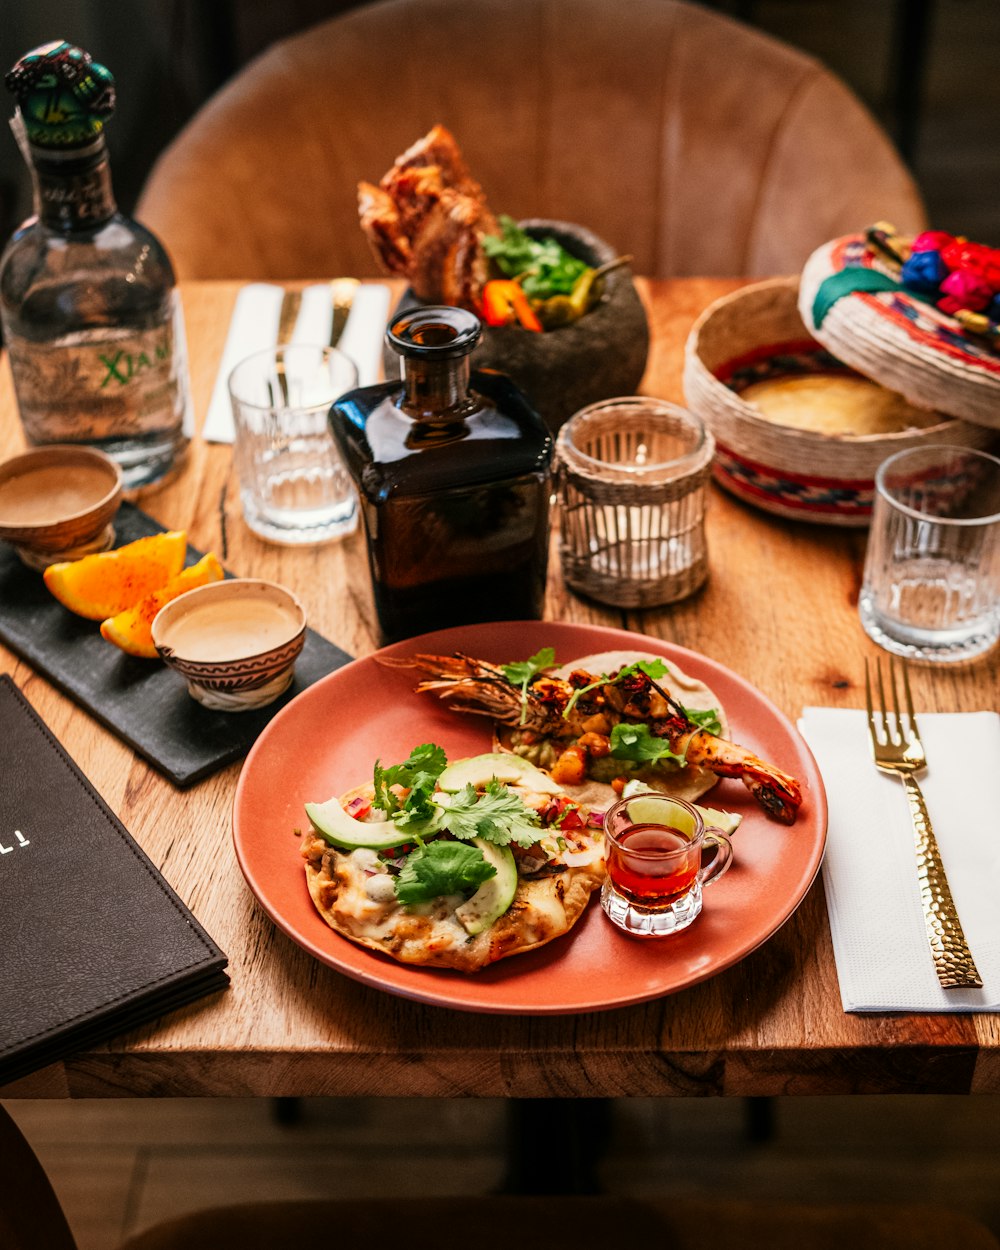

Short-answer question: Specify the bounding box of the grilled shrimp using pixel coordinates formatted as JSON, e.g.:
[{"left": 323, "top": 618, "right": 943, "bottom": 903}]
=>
[{"left": 378, "top": 653, "right": 803, "bottom": 824}]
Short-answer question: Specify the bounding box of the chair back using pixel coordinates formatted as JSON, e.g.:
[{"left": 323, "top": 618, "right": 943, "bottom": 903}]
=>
[
  {"left": 137, "top": 0, "right": 925, "bottom": 281},
  {"left": 0, "top": 1104, "right": 79, "bottom": 1250}
]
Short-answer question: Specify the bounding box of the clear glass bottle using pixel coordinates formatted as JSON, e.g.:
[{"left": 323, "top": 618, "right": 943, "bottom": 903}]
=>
[
  {"left": 330, "top": 305, "right": 553, "bottom": 644},
  {"left": 0, "top": 41, "right": 191, "bottom": 488}
]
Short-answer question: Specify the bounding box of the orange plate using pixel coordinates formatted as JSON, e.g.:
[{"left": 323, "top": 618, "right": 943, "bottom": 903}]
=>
[{"left": 232, "top": 621, "right": 827, "bottom": 1014}]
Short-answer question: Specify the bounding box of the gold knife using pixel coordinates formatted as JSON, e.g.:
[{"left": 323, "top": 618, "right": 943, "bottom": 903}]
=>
[
  {"left": 277, "top": 286, "right": 303, "bottom": 344},
  {"left": 330, "top": 278, "right": 359, "bottom": 348},
  {"left": 274, "top": 287, "right": 302, "bottom": 404}
]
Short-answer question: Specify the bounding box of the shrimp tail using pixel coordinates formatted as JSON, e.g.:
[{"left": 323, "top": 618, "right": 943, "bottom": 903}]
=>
[
  {"left": 653, "top": 720, "right": 803, "bottom": 825},
  {"left": 376, "top": 653, "right": 566, "bottom": 734},
  {"left": 740, "top": 761, "right": 803, "bottom": 825}
]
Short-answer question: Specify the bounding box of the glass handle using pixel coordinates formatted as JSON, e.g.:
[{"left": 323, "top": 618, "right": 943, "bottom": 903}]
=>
[{"left": 700, "top": 829, "right": 734, "bottom": 888}]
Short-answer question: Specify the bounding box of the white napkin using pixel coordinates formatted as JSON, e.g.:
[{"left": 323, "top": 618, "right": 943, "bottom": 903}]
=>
[
  {"left": 799, "top": 707, "right": 1000, "bottom": 1012},
  {"left": 201, "top": 282, "right": 391, "bottom": 443}
]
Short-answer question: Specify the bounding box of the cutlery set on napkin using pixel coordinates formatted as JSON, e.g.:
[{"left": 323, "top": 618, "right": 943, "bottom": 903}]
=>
[
  {"left": 202, "top": 281, "right": 392, "bottom": 442},
  {"left": 800, "top": 686, "right": 1000, "bottom": 1013}
]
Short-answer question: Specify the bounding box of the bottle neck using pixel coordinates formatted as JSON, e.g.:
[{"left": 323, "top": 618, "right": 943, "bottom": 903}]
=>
[
  {"left": 31, "top": 140, "right": 117, "bottom": 232},
  {"left": 400, "top": 353, "right": 474, "bottom": 420}
]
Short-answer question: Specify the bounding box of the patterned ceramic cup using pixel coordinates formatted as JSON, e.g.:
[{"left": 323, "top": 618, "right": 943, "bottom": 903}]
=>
[
  {"left": 152, "top": 578, "right": 306, "bottom": 711},
  {"left": 0, "top": 445, "right": 122, "bottom": 570}
]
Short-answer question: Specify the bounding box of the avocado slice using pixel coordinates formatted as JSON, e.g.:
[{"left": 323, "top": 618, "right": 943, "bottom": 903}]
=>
[
  {"left": 437, "top": 752, "right": 562, "bottom": 795},
  {"left": 454, "top": 838, "right": 518, "bottom": 935},
  {"left": 305, "top": 796, "right": 443, "bottom": 850}
]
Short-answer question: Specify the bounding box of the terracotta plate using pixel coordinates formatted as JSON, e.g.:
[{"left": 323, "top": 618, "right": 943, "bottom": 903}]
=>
[{"left": 232, "top": 620, "right": 827, "bottom": 1014}]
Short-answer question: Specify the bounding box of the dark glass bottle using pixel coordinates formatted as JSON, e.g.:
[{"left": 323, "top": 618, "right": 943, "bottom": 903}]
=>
[
  {"left": 330, "top": 306, "right": 553, "bottom": 644},
  {"left": 0, "top": 42, "right": 191, "bottom": 488}
]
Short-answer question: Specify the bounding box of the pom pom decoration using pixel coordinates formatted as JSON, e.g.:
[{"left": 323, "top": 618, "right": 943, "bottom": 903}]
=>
[
  {"left": 801, "top": 228, "right": 1000, "bottom": 428},
  {"left": 900, "top": 249, "right": 948, "bottom": 294},
  {"left": 862, "top": 223, "right": 1000, "bottom": 343},
  {"left": 911, "top": 230, "right": 955, "bottom": 253},
  {"left": 937, "top": 269, "right": 994, "bottom": 314}
]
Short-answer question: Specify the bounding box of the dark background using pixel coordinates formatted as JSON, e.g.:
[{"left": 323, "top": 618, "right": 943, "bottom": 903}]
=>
[{"left": 1, "top": 0, "right": 997, "bottom": 249}]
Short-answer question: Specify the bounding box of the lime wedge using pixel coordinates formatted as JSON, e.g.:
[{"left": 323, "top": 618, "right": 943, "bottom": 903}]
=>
[
  {"left": 618, "top": 780, "right": 742, "bottom": 835},
  {"left": 693, "top": 805, "right": 742, "bottom": 835}
]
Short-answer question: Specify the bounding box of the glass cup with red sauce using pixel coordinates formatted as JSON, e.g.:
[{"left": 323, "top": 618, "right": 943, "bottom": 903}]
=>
[{"left": 601, "top": 792, "right": 734, "bottom": 937}]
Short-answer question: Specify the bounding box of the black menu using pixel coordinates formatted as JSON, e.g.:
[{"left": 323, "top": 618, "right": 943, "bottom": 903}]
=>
[{"left": 0, "top": 675, "right": 229, "bottom": 1086}]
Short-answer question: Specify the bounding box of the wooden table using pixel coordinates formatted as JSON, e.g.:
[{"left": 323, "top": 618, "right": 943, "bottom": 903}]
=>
[{"left": 2, "top": 278, "right": 998, "bottom": 1100}]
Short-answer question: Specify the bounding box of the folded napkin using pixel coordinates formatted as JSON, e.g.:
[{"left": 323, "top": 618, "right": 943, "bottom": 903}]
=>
[
  {"left": 202, "top": 281, "right": 391, "bottom": 442},
  {"left": 799, "top": 707, "right": 1000, "bottom": 1012}
]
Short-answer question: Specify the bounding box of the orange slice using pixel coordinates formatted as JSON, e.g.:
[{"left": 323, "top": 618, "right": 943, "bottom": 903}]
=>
[
  {"left": 43, "top": 530, "right": 188, "bottom": 620},
  {"left": 99, "top": 553, "right": 225, "bottom": 658}
]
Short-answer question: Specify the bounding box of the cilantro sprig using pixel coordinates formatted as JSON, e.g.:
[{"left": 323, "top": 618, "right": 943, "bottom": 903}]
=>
[
  {"left": 482, "top": 216, "right": 590, "bottom": 300},
  {"left": 684, "top": 706, "right": 723, "bottom": 737},
  {"left": 562, "top": 658, "right": 669, "bottom": 720},
  {"left": 373, "top": 743, "right": 447, "bottom": 831},
  {"left": 502, "top": 646, "right": 555, "bottom": 724},
  {"left": 394, "top": 840, "right": 495, "bottom": 906},
  {"left": 440, "top": 781, "right": 542, "bottom": 847},
  {"left": 609, "top": 723, "right": 685, "bottom": 765},
  {"left": 609, "top": 705, "right": 723, "bottom": 766}
]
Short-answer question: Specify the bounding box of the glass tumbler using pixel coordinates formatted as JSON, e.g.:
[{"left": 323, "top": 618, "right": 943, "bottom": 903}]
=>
[
  {"left": 859, "top": 445, "right": 1000, "bottom": 662},
  {"left": 228, "top": 344, "right": 359, "bottom": 545},
  {"left": 556, "top": 398, "right": 715, "bottom": 607}
]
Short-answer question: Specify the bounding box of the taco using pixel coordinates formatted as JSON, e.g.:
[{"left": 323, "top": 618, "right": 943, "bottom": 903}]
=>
[
  {"left": 300, "top": 747, "right": 604, "bottom": 973},
  {"left": 378, "top": 647, "right": 803, "bottom": 824},
  {"left": 495, "top": 650, "right": 730, "bottom": 810}
]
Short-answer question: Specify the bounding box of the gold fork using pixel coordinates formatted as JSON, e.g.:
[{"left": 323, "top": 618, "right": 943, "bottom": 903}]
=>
[{"left": 864, "top": 657, "right": 983, "bottom": 989}]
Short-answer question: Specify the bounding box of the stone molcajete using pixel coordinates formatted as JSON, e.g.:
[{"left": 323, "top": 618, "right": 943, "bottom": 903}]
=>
[
  {"left": 387, "top": 219, "right": 650, "bottom": 434},
  {"left": 474, "top": 219, "right": 650, "bottom": 433}
]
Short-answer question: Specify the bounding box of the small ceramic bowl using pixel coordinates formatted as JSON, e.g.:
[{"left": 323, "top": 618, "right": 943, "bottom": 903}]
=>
[
  {"left": 151, "top": 579, "right": 307, "bottom": 712},
  {"left": 0, "top": 445, "right": 123, "bottom": 569}
]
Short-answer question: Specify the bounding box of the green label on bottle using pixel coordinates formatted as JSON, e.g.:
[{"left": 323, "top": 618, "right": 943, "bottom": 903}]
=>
[{"left": 98, "top": 338, "right": 170, "bottom": 388}]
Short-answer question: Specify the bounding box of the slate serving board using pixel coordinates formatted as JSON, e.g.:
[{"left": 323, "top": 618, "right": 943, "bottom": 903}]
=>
[{"left": 0, "top": 502, "right": 354, "bottom": 788}]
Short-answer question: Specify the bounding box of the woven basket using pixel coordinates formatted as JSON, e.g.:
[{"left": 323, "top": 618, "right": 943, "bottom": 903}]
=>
[
  {"left": 683, "top": 278, "right": 996, "bottom": 527},
  {"left": 800, "top": 235, "right": 1000, "bottom": 430}
]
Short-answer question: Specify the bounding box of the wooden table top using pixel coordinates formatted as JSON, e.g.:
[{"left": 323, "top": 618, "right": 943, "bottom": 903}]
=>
[{"left": 2, "top": 277, "right": 998, "bottom": 1100}]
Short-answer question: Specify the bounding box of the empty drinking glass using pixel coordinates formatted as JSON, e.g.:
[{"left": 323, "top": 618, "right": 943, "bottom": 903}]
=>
[
  {"left": 859, "top": 445, "right": 1000, "bottom": 662},
  {"left": 228, "top": 344, "right": 358, "bottom": 545}
]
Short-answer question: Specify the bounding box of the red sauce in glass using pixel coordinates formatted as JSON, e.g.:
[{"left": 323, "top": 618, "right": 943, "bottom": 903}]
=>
[{"left": 606, "top": 824, "right": 700, "bottom": 905}]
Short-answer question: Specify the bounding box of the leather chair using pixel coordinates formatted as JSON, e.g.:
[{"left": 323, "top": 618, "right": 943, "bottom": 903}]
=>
[
  {"left": 2, "top": 1104, "right": 997, "bottom": 1250},
  {"left": 136, "top": 0, "right": 925, "bottom": 282}
]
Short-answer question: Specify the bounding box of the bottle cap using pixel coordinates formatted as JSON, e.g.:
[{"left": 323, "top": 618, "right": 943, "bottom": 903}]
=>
[
  {"left": 387, "top": 305, "right": 482, "bottom": 360},
  {"left": 5, "top": 41, "right": 115, "bottom": 150}
]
